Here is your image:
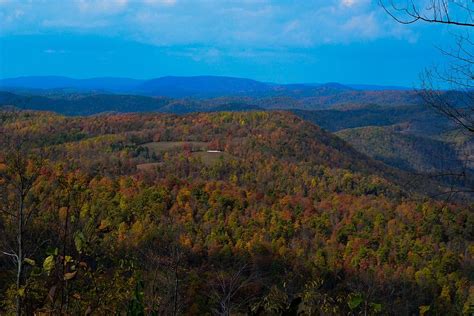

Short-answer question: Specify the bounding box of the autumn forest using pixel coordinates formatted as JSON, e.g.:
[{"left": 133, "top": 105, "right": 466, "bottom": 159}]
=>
[
  {"left": 0, "top": 110, "right": 472, "bottom": 314},
  {"left": 1, "top": 0, "right": 474, "bottom": 315}
]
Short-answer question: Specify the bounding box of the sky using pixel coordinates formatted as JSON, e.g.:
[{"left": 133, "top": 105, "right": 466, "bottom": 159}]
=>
[{"left": 0, "top": 0, "right": 463, "bottom": 86}]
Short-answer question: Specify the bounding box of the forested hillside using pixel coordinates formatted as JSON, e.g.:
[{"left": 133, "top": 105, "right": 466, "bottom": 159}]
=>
[
  {"left": 295, "top": 106, "right": 473, "bottom": 191},
  {"left": 292, "top": 105, "right": 447, "bottom": 135},
  {"left": 1, "top": 110, "right": 472, "bottom": 315},
  {"left": 0, "top": 91, "right": 265, "bottom": 116},
  {"left": 0, "top": 85, "right": 425, "bottom": 115},
  {"left": 336, "top": 126, "right": 462, "bottom": 173}
]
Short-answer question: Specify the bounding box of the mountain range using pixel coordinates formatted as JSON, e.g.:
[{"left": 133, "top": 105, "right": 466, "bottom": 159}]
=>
[
  {"left": 0, "top": 75, "right": 471, "bottom": 192},
  {"left": 0, "top": 75, "right": 426, "bottom": 116},
  {"left": 0, "top": 75, "right": 412, "bottom": 98}
]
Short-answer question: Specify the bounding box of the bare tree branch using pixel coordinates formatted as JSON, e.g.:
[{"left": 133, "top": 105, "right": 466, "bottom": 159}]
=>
[{"left": 380, "top": 0, "right": 474, "bottom": 27}]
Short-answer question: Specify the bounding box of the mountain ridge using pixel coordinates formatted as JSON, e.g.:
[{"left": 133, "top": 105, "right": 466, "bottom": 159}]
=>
[{"left": 0, "top": 75, "right": 411, "bottom": 97}]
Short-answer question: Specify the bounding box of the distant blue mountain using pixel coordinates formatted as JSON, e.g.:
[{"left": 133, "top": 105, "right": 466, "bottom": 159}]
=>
[
  {"left": 347, "top": 84, "right": 412, "bottom": 91},
  {"left": 0, "top": 75, "right": 367, "bottom": 98},
  {"left": 0, "top": 76, "right": 80, "bottom": 90},
  {"left": 135, "top": 75, "right": 276, "bottom": 97},
  {"left": 0, "top": 76, "right": 143, "bottom": 92}
]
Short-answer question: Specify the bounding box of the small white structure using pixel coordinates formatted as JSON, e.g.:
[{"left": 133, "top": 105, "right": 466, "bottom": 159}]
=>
[{"left": 207, "top": 150, "right": 221, "bottom": 153}]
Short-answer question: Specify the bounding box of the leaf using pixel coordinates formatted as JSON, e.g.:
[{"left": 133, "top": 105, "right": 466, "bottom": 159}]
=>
[
  {"left": 43, "top": 255, "right": 55, "bottom": 274},
  {"left": 419, "top": 305, "right": 430, "bottom": 315},
  {"left": 348, "top": 294, "right": 363, "bottom": 310},
  {"left": 64, "top": 255, "right": 73, "bottom": 264},
  {"left": 72, "top": 293, "right": 81, "bottom": 300},
  {"left": 370, "top": 303, "right": 382, "bottom": 313},
  {"left": 30, "top": 267, "right": 43, "bottom": 277},
  {"left": 18, "top": 287, "right": 25, "bottom": 297},
  {"left": 24, "top": 258, "right": 36, "bottom": 266},
  {"left": 74, "top": 232, "right": 85, "bottom": 253},
  {"left": 46, "top": 247, "right": 59, "bottom": 256},
  {"left": 64, "top": 271, "right": 77, "bottom": 280}
]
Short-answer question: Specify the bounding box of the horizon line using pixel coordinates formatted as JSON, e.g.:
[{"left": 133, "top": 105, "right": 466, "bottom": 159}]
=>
[{"left": 0, "top": 74, "right": 413, "bottom": 90}]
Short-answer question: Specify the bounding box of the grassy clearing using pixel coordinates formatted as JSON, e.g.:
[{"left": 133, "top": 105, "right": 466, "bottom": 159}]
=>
[{"left": 141, "top": 141, "right": 236, "bottom": 167}]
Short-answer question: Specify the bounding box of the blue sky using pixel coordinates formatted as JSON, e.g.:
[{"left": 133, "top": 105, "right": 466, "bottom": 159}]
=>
[{"left": 0, "top": 0, "right": 461, "bottom": 86}]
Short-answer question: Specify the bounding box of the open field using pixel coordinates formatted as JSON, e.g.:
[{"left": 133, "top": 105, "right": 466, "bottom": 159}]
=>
[{"left": 141, "top": 141, "right": 236, "bottom": 167}]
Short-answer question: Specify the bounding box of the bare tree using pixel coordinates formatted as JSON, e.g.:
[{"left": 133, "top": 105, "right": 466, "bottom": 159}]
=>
[
  {"left": 209, "top": 262, "right": 259, "bottom": 316},
  {"left": 380, "top": 0, "right": 474, "bottom": 198},
  {"left": 420, "top": 35, "right": 474, "bottom": 133},
  {"left": 380, "top": 0, "right": 474, "bottom": 134},
  {"left": 380, "top": 0, "right": 474, "bottom": 27}
]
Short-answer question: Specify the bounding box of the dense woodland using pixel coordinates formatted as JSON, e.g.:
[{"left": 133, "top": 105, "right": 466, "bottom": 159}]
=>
[
  {"left": 0, "top": 110, "right": 472, "bottom": 315},
  {"left": 295, "top": 106, "right": 473, "bottom": 185},
  {"left": 3, "top": 87, "right": 472, "bottom": 188},
  {"left": 336, "top": 126, "right": 463, "bottom": 173},
  {"left": 0, "top": 84, "right": 424, "bottom": 116}
]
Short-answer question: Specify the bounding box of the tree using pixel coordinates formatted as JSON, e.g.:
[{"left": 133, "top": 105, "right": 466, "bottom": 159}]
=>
[
  {"left": 380, "top": 0, "right": 473, "bottom": 133},
  {"left": 0, "top": 141, "right": 43, "bottom": 315},
  {"left": 380, "top": 0, "right": 474, "bottom": 27},
  {"left": 380, "top": 0, "right": 474, "bottom": 197},
  {"left": 209, "top": 262, "right": 259, "bottom": 316},
  {"left": 138, "top": 221, "right": 187, "bottom": 315}
]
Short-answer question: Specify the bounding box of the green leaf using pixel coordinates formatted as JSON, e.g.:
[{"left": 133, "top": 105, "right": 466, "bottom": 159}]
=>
[
  {"left": 419, "top": 305, "right": 430, "bottom": 315},
  {"left": 370, "top": 303, "right": 382, "bottom": 313},
  {"left": 30, "top": 267, "right": 43, "bottom": 277},
  {"left": 74, "top": 232, "right": 85, "bottom": 253},
  {"left": 18, "top": 287, "right": 25, "bottom": 297},
  {"left": 64, "top": 255, "right": 73, "bottom": 264},
  {"left": 46, "top": 247, "right": 59, "bottom": 256},
  {"left": 43, "top": 255, "right": 55, "bottom": 275},
  {"left": 24, "top": 258, "right": 36, "bottom": 266},
  {"left": 64, "top": 271, "right": 77, "bottom": 280},
  {"left": 348, "top": 294, "right": 363, "bottom": 310}
]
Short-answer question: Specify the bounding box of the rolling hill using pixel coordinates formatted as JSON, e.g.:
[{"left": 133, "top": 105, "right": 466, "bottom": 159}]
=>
[
  {"left": 0, "top": 91, "right": 263, "bottom": 115},
  {"left": 0, "top": 109, "right": 472, "bottom": 314},
  {"left": 335, "top": 126, "right": 463, "bottom": 173},
  {"left": 294, "top": 105, "right": 473, "bottom": 190},
  {"left": 292, "top": 105, "right": 449, "bottom": 136},
  {"left": 0, "top": 88, "right": 424, "bottom": 116}
]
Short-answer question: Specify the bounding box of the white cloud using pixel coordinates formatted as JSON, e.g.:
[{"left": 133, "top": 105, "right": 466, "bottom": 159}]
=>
[
  {"left": 342, "top": 0, "right": 356, "bottom": 7},
  {"left": 341, "top": 0, "right": 370, "bottom": 7},
  {"left": 76, "top": 0, "right": 129, "bottom": 14},
  {"left": 0, "top": 0, "right": 419, "bottom": 47},
  {"left": 43, "top": 49, "right": 68, "bottom": 54},
  {"left": 342, "top": 12, "right": 381, "bottom": 39},
  {"left": 143, "top": 0, "right": 177, "bottom": 6}
]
